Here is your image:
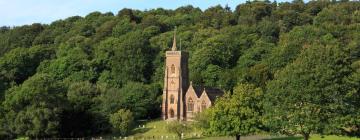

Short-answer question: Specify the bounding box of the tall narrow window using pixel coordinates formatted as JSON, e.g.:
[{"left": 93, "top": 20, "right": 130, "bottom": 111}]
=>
[
  {"left": 187, "top": 98, "right": 194, "bottom": 112},
  {"left": 170, "top": 95, "right": 175, "bottom": 104},
  {"left": 171, "top": 64, "right": 175, "bottom": 74},
  {"left": 201, "top": 100, "right": 207, "bottom": 111},
  {"left": 169, "top": 109, "right": 175, "bottom": 118}
]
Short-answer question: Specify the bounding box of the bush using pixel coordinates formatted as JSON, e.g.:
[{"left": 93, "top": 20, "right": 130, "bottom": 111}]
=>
[
  {"left": 166, "top": 121, "right": 192, "bottom": 140},
  {"left": 109, "top": 109, "right": 134, "bottom": 136}
]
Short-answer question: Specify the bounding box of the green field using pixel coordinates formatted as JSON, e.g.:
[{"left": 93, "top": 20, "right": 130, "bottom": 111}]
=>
[{"left": 106, "top": 119, "right": 360, "bottom": 140}]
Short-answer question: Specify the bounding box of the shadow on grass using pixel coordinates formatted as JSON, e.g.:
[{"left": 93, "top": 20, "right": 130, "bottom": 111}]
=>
[
  {"left": 263, "top": 136, "right": 303, "bottom": 140},
  {"left": 186, "top": 137, "right": 202, "bottom": 140}
]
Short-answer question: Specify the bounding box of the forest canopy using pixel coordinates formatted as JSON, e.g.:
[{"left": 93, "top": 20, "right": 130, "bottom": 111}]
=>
[{"left": 0, "top": 0, "right": 359, "bottom": 139}]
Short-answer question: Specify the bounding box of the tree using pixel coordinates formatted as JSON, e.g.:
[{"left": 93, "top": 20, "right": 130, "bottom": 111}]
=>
[
  {"left": 0, "top": 106, "right": 9, "bottom": 139},
  {"left": 111, "top": 19, "right": 135, "bottom": 37},
  {"left": 236, "top": 40, "right": 275, "bottom": 87},
  {"left": 100, "top": 82, "right": 161, "bottom": 119},
  {"left": 314, "top": 2, "right": 359, "bottom": 25},
  {"left": 59, "top": 81, "right": 102, "bottom": 137},
  {"left": 166, "top": 121, "right": 192, "bottom": 140},
  {"left": 2, "top": 74, "right": 67, "bottom": 138},
  {"left": 0, "top": 1, "right": 359, "bottom": 138},
  {"left": 201, "top": 64, "right": 222, "bottom": 87},
  {"left": 0, "top": 46, "right": 55, "bottom": 95},
  {"left": 190, "top": 34, "right": 239, "bottom": 85},
  {"left": 0, "top": 23, "right": 44, "bottom": 55},
  {"left": 265, "top": 44, "right": 353, "bottom": 140},
  {"left": 208, "top": 84, "right": 264, "bottom": 140},
  {"left": 94, "top": 20, "right": 117, "bottom": 41},
  {"left": 235, "top": 1, "right": 273, "bottom": 25},
  {"left": 109, "top": 109, "right": 134, "bottom": 136},
  {"left": 200, "top": 5, "right": 235, "bottom": 29},
  {"left": 265, "top": 25, "right": 325, "bottom": 71},
  {"left": 96, "top": 31, "right": 153, "bottom": 86},
  {"left": 193, "top": 109, "right": 212, "bottom": 135},
  {"left": 342, "top": 60, "right": 360, "bottom": 136},
  {"left": 117, "top": 8, "right": 140, "bottom": 23}
]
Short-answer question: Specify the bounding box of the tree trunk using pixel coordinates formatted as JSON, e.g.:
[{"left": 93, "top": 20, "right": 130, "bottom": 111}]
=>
[
  {"left": 303, "top": 133, "right": 310, "bottom": 140},
  {"left": 235, "top": 135, "right": 240, "bottom": 140}
]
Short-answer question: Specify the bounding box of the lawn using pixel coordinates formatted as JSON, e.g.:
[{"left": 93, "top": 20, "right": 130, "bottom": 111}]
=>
[
  {"left": 187, "top": 135, "right": 360, "bottom": 140},
  {"left": 108, "top": 119, "right": 360, "bottom": 140}
]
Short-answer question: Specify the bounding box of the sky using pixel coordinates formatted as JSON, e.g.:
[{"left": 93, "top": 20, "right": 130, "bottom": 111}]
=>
[{"left": 0, "top": 0, "right": 293, "bottom": 26}]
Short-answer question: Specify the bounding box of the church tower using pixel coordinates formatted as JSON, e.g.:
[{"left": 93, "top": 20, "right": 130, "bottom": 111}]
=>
[{"left": 162, "top": 31, "right": 189, "bottom": 120}]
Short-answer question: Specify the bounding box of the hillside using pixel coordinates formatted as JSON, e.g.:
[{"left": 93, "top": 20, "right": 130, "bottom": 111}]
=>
[{"left": 0, "top": 1, "right": 360, "bottom": 139}]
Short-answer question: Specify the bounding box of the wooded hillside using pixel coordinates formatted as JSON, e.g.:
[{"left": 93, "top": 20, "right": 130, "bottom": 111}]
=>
[{"left": 0, "top": 1, "right": 359, "bottom": 139}]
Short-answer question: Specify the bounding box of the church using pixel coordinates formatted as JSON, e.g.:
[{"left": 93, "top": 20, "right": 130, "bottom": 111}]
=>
[{"left": 161, "top": 34, "right": 224, "bottom": 121}]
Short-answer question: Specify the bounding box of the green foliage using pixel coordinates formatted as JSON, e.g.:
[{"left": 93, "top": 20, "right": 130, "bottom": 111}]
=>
[
  {"left": 342, "top": 60, "right": 360, "bottom": 136},
  {"left": 190, "top": 33, "right": 239, "bottom": 86},
  {"left": 67, "top": 81, "right": 100, "bottom": 111},
  {"left": 265, "top": 25, "right": 326, "bottom": 71},
  {"left": 100, "top": 82, "right": 161, "bottom": 119},
  {"left": 2, "top": 74, "right": 66, "bottom": 138},
  {"left": 0, "top": 46, "right": 55, "bottom": 97},
  {"left": 57, "top": 81, "right": 105, "bottom": 137},
  {"left": 0, "top": 1, "right": 360, "bottom": 138},
  {"left": 0, "top": 24, "right": 44, "bottom": 55},
  {"left": 166, "top": 121, "right": 192, "bottom": 139},
  {"left": 208, "top": 84, "right": 264, "bottom": 138},
  {"left": 194, "top": 110, "right": 212, "bottom": 134},
  {"left": 235, "top": 1, "right": 273, "bottom": 25},
  {"left": 200, "top": 5, "right": 235, "bottom": 29},
  {"left": 265, "top": 44, "right": 353, "bottom": 140},
  {"left": 95, "top": 31, "right": 153, "bottom": 87},
  {"left": 314, "top": 2, "right": 360, "bottom": 25},
  {"left": 237, "top": 40, "right": 275, "bottom": 87},
  {"left": 109, "top": 109, "right": 134, "bottom": 136},
  {"left": 112, "top": 19, "right": 135, "bottom": 37}
]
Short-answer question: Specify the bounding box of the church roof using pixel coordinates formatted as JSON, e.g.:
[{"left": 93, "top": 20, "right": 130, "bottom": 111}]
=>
[
  {"left": 191, "top": 84, "right": 224, "bottom": 102},
  {"left": 204, "top": 87, "right": 224, "bottom": 102},
  {"left": 192, "top": 85, "right": 205, "bottom": 97}
]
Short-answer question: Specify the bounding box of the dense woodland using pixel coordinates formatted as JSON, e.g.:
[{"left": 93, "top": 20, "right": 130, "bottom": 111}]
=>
[{"left": 0, "top": 0, "right": 359, "bottom": 139}]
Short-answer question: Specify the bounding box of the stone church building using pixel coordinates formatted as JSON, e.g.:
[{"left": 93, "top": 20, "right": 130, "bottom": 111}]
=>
[{"left": 161, "top": 34, "right": 224, "bottom": 121}]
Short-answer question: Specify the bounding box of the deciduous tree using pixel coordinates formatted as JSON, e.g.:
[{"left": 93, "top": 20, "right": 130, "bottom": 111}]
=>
[
  {"left": 208, "top": 84, "right": 264, "bottom": 140},
  {"left": 109, "top": 109, "right": 134, "bottom": 136},
  {"left": 265, "top": 44, "right": 353, "bottom": 140}
]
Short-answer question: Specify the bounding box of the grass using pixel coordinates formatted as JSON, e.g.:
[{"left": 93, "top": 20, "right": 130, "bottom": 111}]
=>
[
  {"left": 307, "top": 135, "right": 360, "bottom": 140},
  {"left": 110, "top": 119, "right": 360, "bottom": 140},
  {"left": 189, "top": 135, "right": 360, "bottom": 140},
  {"left": 131, "top": 119, "right": 177, "bottom": 138},
  {"left": 129, "top": 119, "right": 214, "bottom": 139}
]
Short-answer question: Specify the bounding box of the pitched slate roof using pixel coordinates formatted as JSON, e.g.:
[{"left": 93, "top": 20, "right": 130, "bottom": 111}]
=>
[
  {"left": 203, "top": 87, "right": 224, "bottom": 102},
  {"left": 190, "top": 84, "right": 224, "bottom": 102},
  {"left": 191, "top": 85, "right": 204, "bottom": 98}
]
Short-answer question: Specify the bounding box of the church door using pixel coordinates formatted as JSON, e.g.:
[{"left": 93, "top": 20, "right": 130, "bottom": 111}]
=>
[{"left": 169, "top": 109, "right": 175, "bottom": 118}]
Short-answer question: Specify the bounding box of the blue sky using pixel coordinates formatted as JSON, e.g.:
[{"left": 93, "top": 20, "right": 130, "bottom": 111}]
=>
[{"left": 0, "top": 0, "right": 294, "bottom": 26}]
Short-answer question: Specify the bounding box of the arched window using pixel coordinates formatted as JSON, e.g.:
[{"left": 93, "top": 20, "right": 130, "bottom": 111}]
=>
[
  {"left": 201, "top": 100, "right": 207, "bottom": 111},
  {"left": 187, "top": 98, "right": 194, "bottom": 112},
  {"left": 169, "top": 109, "right": 175, "bottom": 118},
  {"left": 171, "top": 64, "right": 175, "bottom": 74},
  {"left": 170, "top": 94, "right": 175, "bottom": 104}
]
